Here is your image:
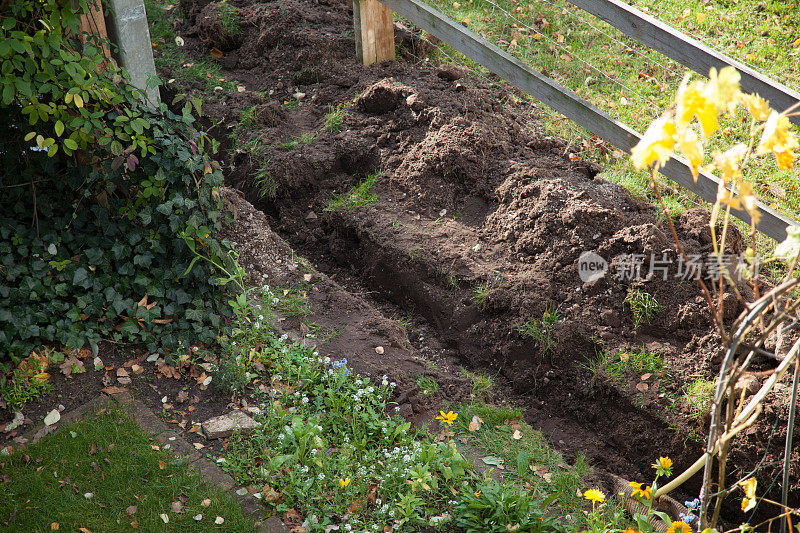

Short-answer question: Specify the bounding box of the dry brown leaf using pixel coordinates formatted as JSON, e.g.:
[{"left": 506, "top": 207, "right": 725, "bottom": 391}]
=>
[
  {"left": 79, "top": 528, "right": 93, "bottom": 533},
  {"left": 172, "top": 501, "right": 184, "bottom": 513},
  {"left": 50, "top": 523, "right": 59, "bottom": 530},
  {"left": 210, "top": 47, "right": 223, "bottom": 58},
  {"left": 636, "top": 382, "right": 649, "bottom": 392},
  {"left": 640, "top": 373, "right": 652, "bottom": 381},
  {"left": 158, "top": 460, "right": 166, "bottom": 470},
  {"left": 126, "top": 505, "right": 137, "bottom": 516},
  {"left": 512, "top": 429, "right": 523, "bottom": 440},
  {"left": 201, "top": 499, "right": 211, "bottom": 507},
  {"left": 100, "top": 386, "right": 128, "bottom": 395}
]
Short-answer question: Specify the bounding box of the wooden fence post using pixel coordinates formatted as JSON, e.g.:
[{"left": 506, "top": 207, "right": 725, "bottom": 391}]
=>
[{"left": 353, "top": 0, "right": 396, "bottom": 65}]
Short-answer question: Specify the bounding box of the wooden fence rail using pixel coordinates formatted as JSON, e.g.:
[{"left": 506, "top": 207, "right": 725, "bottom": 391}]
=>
[{"left": 357, "top": 0, "right": 798, "bottom": 242}]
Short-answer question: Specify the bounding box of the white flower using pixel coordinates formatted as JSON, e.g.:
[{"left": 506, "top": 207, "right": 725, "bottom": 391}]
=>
[
  {"left": 390, "top": 382, "right": 396, "bottom": 387},
  {"left": 318, "top": 472, "right": 325, "bottom": 480},
  {"left": 311, "top": 449, "right": 318, "bottom": 455}
]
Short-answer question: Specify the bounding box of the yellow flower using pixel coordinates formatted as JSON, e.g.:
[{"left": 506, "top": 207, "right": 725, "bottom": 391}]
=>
[
  {"left": 436, "top": 411, "right": 458, "bottom": 426},
  {"left": 659, "top": 456, "right": 673, "bottom": 470},
  {"left": 474, "top": 490, "right": 482, "bottom": 497},
  {"left": 339, "top": 478, "right": 351, "bottom": 488},
  {"left": 583, "top": 488, "right": 606, "bottom": 503},
  {"left": 629, "top": 481, "right": 652, "bottom": 500},
  {"left": 631, "top": 116, "right": 677, "bottom": 170},
  {"left": 666, "top": 520, "right": 692, "bottom": 533},
  {"left": 739, "top": 478, "right": 757, "bottom": 512},
  {"left": 622, "top": 529, "right": 642, "bottom": 533}
]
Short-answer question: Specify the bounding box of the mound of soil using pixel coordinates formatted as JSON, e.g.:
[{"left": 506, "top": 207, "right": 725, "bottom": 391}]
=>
[{"left": 156, "top": 0, "right": 799, "bottom": 522}]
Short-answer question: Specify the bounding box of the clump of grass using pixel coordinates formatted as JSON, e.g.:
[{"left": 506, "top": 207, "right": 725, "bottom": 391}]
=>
[
  {"left": 274, "top": 281, "right": 313, "bottom": 317},
  {"left": 0, "top": 407, "right": 254, "bottom": 530},
  {"left": 325, "top": 172, "right": 381, "bottom": 211},
  {"left": 415, "top": 375, "right": 439, "bottom": 396},
  {"left": 592, "top": 347, "right": 664, "bottom": 383},
  {"left": 238, "top": 106, "right": 257, "bottom": 128},
  {"left": 213, "top": 353, "right": 250, "bottom": 394},
  {"left": 447, "top": 274, "right": 461, "bottom": 292},
  {"left": 624, "top": 287, "right": 663, "bottom": 329},
  {"left": 516, "top": 306, "right": 559, "bottom": 355},
  {"left": 279, "top": 132, "right": 316, "bottom": 151},
  {"left": 472, "top": 283, "right": 490, "bottom": 306},
  {"left": 463, "top": 369, "right": 495, "bottom": 399},
  {"left": 323, "top": 102, "right": 352, "bottom": 132},
  {"left": 217, "top": 0, "right": 241, "bottom": 39},
  {"left": 255, "top": 158, "right": 276, "bottom": 198},
  {"left": 683, "top": 378, "right": 715, "bottom": 418}
]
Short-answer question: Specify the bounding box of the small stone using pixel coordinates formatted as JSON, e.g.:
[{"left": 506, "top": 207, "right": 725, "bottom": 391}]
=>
[
  {"left": 84, "top": 492, "right": 94, "bottom": 499},
  {"left": 215, "top": 516, "right": 224, "bottom": 525},
  {"left": 57, "top": 404, "right": 65, "bottom": 412},
  {"left": 43, "top": 409, "right": 60, "bottom": 426},
  {"left": 293, "top": 92, "right": 306, "bottom": 100},
  {"left": 305, "top": 210, "right": 318, "bottom": 221},
  {"left": 374, "top": 346, "right": 385, "bottom": 355},
  {"left": 236, "top": 488, "right": 248, "bottom": 496},
  {"left": 201, "top": 411, "right": 260, "bottom": 440}
]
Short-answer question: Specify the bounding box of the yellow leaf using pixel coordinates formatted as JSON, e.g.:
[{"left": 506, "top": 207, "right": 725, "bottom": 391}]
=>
[
  {"left": 33, "top": 372, "right": 50, "bottom": 382},
  {"left": 51, "top": 523, "right": 59, "bottom": 530},
  {"left": 158, "top": 460, "right": 166, "bottom": 470},
  {"left": 631, "top": 116, "right": 676, "bottom": 169},
  {"left": 696, "top": 12, "right": 707, "bottom": 23},
  {"left": 739, "top": 93, "right": 771, "bottom": 121},
  {"left": 793, "top": 37, "right": 800, "bottom": 48},
  {"left": 74, "top": 94, "right": 84, "bottom": 108},
  {"left": 712, "top": 143, "right": 748, "bottom": 182},
  {"left": 677, "top": 128, "right": 704, "bottom": 181},
  {"left": 736, "top": 182, "right": 761, "bottom": 225},
  {"left": 676, "top": 79, "right": 718, "bottom": 139},
  {"left": 705, "top": 66, "right": 741, "bottom": 113}
]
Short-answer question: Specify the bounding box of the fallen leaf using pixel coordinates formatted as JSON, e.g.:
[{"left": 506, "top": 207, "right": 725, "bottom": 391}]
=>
[
  {"left": 210, "top": 47, "right": 223, "bottom": 59},
  {"left": 193, "top": 443, "right": 204, "bottom": 449},
  {"left": 482, "top": 456, "right": 504, "bottom": 466},
  {"left": 303, "top": 273, "right": 312, "bottom": 282},
  {"left": 50, "top": 523, "right": 59, "bottom": 530},
  {"left": 172, "top": 501, "right": 184, "bottom": 513},
  {"left": 160, "top": 513, "right": 169, "bottom": 523},
  {"left": 158, "top": 460, "right": 166, "bottom": 470},
  {"left": 194, "top": 514, "right": 203, "bottom": 521},
  {"left": 512, "top": 429, "right": 523, "bottom": 440},
  {"left": 131, "top": 364, "right": 143, "bottom": 375},
  {"left": 640, "top": 373, "right": 652, "bottom": 381},
  {"left": 201, "top": 498, "right": 211, "bottom": 507},
  {"left": 263, "top": 483, "right": 282, "bottom": 503},
  {"left": 126, "top": 505, "right": 137, "bottom": 516},
  {"left": 79, "top": 528, "right": 92, "bottom": 533},
  {"left": 542, "top": 472, "right": 553, "bottom": 483},
  {"left": 215, "top": 516, "right": 224, "bottom": 524},
  {"left": 636, "top": 382, "right": 649, "bottom": 392}
]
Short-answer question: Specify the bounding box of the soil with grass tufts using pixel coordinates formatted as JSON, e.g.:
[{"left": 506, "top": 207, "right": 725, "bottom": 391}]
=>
[{"left": 157, "top": 0, "right": 800, "bottom": 523}]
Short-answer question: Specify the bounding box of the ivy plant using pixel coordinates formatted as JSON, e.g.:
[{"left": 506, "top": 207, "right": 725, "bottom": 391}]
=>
[{"left": 0, "top": 0, "right": 235, "bottom": 381}]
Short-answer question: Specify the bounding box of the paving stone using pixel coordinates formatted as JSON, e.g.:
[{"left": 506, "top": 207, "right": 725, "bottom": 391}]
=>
[
  {"left": 258, "top": 515, "right": 290, "bottom": 533},
  {"left": 190, "top": 459, "right": 236, "bottom": 491},
  {"left": 201, "top": 411, "right": 260, "bottom": 439},
  {"left": 122, "top": 400, "right": 169, "bottom": 436}
]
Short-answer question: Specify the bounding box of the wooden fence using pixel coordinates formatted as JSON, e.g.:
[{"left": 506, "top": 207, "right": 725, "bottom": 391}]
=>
[{"left": 352, "top": 0, "right": 800, "bottom": 242}]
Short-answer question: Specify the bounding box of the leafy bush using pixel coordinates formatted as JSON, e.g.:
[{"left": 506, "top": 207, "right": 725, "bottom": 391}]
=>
[{"left": 0, "top": 1, "right": 232, "bottom": 380}]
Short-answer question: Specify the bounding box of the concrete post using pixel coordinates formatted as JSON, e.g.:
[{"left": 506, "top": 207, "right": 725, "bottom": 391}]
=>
[{"left": 104, "top": 0, "right": 161, "bottom": 105}]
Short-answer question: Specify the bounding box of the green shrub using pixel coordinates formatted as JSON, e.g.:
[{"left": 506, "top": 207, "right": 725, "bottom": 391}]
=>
[{"left": 0, "top": 1, "right": 233, "bottom": 380}]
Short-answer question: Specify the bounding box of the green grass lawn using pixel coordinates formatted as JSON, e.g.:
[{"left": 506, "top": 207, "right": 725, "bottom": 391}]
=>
[
  {"left": 0, "top": 408, "right": 255, "bottom": 532},
  {"left": 422, "top": 0, "right": 800, "bottom": 253}
]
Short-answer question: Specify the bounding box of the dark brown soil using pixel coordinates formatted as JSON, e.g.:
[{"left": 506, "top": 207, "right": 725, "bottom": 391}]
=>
[{"left": 154, "top": 0, "right": 799, "bottom": 522}]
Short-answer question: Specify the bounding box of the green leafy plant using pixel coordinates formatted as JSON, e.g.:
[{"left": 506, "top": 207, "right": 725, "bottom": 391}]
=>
[
  {"left": 0, "top": 1, "right": 232, "bottom": 375},
  {"left": 624, "top": 287, "right": 663, "bottom": 329}
]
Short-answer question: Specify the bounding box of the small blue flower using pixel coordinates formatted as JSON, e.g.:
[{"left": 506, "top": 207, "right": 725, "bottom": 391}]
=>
[{"left": 684, "top": 498, "right": 701, "bottom": 510}]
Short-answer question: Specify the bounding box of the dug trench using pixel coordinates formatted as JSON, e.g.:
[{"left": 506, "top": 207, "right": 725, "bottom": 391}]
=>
[{"left": 160, "top": 0, "right": 799, "bottom": 523}]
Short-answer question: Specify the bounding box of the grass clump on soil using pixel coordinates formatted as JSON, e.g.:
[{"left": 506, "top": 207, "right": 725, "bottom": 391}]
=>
[
  {"left": 591, "top": 347, "right": 665, "bottom": 383},
  {"left": 682, "top": 378, "right": 715, "bottom": 418},
  {"left": 325, "top": 172, "right": 382, "bottom": 212},
  {"left": 0, "top": 407, "right": 253, "bottom": 531},
  {"left": 324, "top": 102, "right": 352, "bottom": 132},
  {"left": 463, "top": 368, "right": 495, "bottom": 399},
  {"left": 279, "top": 132, "right": 317, "bottom": 151},
  {"left": 415, "top": 375, "right": 439, "bottom": 396},
  {"left": 255, "top": 159, "right": 277, "bottom": 199},
  {"left": 516, "top": 307, "right": 559, "bottom": 356},
  {"left": 217, "top": 0, "right": 241, "bottom": 39},
  {"left": 624, "top": 287, "right": 663, "bottom": 329},
  {"left": 471, "top": 283, "right": 490, "bottom": 306}
]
